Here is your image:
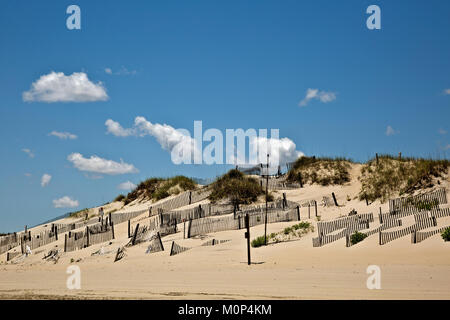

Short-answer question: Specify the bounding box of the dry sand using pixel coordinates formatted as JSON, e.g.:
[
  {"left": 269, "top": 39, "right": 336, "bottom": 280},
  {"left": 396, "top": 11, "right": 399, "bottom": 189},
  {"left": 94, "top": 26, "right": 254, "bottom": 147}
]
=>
[{"left": 0, "top": 166, "right": 449, "bottom": 300}]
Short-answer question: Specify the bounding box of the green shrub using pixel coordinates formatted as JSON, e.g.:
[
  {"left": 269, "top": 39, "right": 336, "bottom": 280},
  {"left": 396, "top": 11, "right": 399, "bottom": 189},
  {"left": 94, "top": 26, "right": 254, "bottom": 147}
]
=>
[
  {"left": 350, "top": 231, "right": 367, "bottom": 245},
  {"left": 208, "top": 169, "right": 264, "bottom": 205},
  {"left": 251, "top": 236, "right": 267, "bottom": 248},
  {"left": 441, "top": 227, "right": 450, "bottom": 242}
]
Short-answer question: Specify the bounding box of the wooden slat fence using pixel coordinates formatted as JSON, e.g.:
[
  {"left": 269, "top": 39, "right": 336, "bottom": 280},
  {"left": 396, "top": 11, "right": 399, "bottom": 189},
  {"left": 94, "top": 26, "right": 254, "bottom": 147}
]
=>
[
  {"left": 412, "top": 225, "right": 450, "bottom": 243},
  {"left": 389, "top": 188, "right": 447, "bottom": 214}
]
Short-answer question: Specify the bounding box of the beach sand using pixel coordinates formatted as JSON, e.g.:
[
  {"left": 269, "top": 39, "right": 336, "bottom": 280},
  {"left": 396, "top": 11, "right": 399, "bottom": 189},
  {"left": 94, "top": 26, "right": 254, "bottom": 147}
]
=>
[{"left": 1, "top": 165, "right": 449, "bottom": 300}]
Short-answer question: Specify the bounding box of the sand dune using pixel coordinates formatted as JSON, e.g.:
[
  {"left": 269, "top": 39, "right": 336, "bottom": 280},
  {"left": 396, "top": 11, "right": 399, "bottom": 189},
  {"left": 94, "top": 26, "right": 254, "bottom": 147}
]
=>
[{"left": 1, "top": 166, "right": 449, "bottom": 300}]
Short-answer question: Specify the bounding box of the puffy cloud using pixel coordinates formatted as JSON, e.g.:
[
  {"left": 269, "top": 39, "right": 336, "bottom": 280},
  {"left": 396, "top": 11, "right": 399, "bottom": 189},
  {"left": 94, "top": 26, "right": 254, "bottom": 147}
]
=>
[
  {"left": 117, "top": 181, "right": 137, "bottom": 190},
  {"left": 49, "top": 131, "right": 77, "bottom": 140},
  {"left": 53, "top": 196, "right": 79, "bottom": 208},
  {"left": 24, "top": 173, "right": 32, "bottom": 177},
  {"left": 385, "top": 125, "right": 397, "bottom": 136},
  {"left": 23, "top": 71, "right": 108, "bottom": 102},
  {"left": 106, "top": 117, "right": 197, "bottom": 156},
  {"left": 443, "top": 89, "right": 450, "bottom": 95},
  {"left": 105, "top": 119, "right": 136, "bottom": 137},
  {"left": 22, "top": 148, "right": 35, "bottom": 158},
  {"left": 67, "top": 153, "right": 138, "bottom": 175},
  {"left": 439, "top": 128, "right": 447, "bottom": 135},
  {"left": 105, "top": 68, "right": 113, "bottom": 74},
  {"left": 250, "top": 136, "right": 304, "bottom": 166},
  {"left": 41, "top": 174, "right": 52, "bottom": 187},
  {"left": 299, "top": 88, "right": 336, "bottom": 107}
]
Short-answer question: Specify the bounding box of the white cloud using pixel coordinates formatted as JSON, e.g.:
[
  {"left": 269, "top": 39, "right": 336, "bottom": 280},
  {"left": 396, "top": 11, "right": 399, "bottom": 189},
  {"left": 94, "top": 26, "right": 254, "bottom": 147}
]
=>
[
  {"left": 439, "top": 128, "right": 447, "bottom": 135},
  {"left": 254, "top": 136, "right": 304, "bottom": 166},
  {"left": 117, "top": 181, "right": 137, "bottom": 190},
  {"left": 41, "top": 174, "right": 52, "bottom": 187},
  {"left": 24, "top": 173, "right": 32, "bottom": 177},
  {"left": 106, "top": 116, "right": 197, "bottom": 155},
  {"left": 386, "top": 125, "right": 397, "bottom": 136},
  {"left": 67, "top": 153, "right": 138, "bottom": 175},
  {"left": 105, "top": 68, "right": 113, "bottom": 74},
  {"left": 22, "top": 148, "right": 35, "bottom": 158},
  {"left": 53, "top": 196, "right": 79, "bottom": 208},
  {"left": 444, "top": 144, "right": 450, "bottom": 150},
  {"left": 299, "top": 88, "right": 336, "bottom": 107},
  {"left": 23, "top": 71, "right": 108, "bottom": 103},
  {"left": 105, "top": 119, "right": 137, "bottom": 137},
  {"left": 443, "top": 89, "right": 450, "bottom": 95},
  {"left": 49, "top": 131, "right": 77, "bottom": 140}
]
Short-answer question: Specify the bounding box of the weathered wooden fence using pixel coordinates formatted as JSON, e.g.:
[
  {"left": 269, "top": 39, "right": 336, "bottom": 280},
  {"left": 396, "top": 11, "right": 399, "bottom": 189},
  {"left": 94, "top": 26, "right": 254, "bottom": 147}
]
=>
[
  {"left": 389, "top": 188, "right": 447, "bottom": 214},
  {"left": 64, "top": 222, "right": 115, "bottom": 252},
  {"left": 187, "top": 208, "right": 299, "bottom": 238},
  {"left": 169, "top": 241, "right": 191, "bottom": 256},
  {"left": 412, "top": 225, "right": 449, "bottom": 243},
  {"left": 312, "top": 214, "right": 374, "bottom": 247}
]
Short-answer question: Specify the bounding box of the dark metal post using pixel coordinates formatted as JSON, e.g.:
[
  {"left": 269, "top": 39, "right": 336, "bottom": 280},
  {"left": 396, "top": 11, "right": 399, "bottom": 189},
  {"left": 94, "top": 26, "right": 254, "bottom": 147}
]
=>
[
  {"left": 245, "top": 214, "right": 251, "bottom": 265},
  {"left": 264, "top": 154, "right": 269, "bottom": 245}
]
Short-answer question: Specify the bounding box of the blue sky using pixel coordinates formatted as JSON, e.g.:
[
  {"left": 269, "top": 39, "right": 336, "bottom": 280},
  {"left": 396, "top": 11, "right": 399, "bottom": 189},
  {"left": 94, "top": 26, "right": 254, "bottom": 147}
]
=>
[{"left": 0, "top": 0, "right": 449, "bottom": 232}]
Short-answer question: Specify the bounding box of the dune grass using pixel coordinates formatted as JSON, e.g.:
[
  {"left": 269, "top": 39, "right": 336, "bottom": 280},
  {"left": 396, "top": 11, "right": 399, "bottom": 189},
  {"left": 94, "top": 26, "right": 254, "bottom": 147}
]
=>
[
  {"left": 208, "top": 169, "right": 264, "bottom": 206},
  {"left": 122, "top": 176, "right": 197, "bottom": 205},
  {"left": 358, "top": 155, "right": 449, "bottom": 202},
  {"left": 286, "top": 156, "right": 353, "bottom": 186}
]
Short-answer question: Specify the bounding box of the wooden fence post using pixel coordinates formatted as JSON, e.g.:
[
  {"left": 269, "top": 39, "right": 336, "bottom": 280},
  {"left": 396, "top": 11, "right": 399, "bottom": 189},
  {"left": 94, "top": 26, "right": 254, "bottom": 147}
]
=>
[
  {"left": 314, "top": 201, "right": 318, "bottom": 217},
  {"left": 109, "top": 213, "right": 112, "bottom": 226},
  {"left": 308, "top": 203, "right": 310, "bottom": 219},
  {"left": 187, "top": 219, "right": 192, "bottom": 238},
  {"left": 128, "top": 220, "right": 131, "bottom": 238},
  {"left": 55, "top": 226, "right": 58, "bottom": 241},
  {"left": 332, "top": 192, "right": 338, "bottom": 206},
  {"left": 132, "top": 223, "right": 140, "bottom": 246},
  {"left": 86, "top": 226, "right": 90, "bottom": 247},
  {"left": 296, "top": 206, "right": 300, "bottom": 220},
  {"left": 64, "top": 234, "right": 67, "bottom": 252},
  {"left": 111, "top": 222, "right": 115, "bottom": 240}
]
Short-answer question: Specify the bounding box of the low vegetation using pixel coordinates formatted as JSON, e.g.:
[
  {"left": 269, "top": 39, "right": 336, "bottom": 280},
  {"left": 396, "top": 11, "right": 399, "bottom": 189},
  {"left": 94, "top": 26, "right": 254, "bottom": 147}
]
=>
[
  {"left": 251, "top": 222, "right": 314, "bottom": 247},
  {"left": 442, "top": 227, "right": 450, "bottom": 242},
  {"left": 350, "top": 231, "right": 367, "bottom": 245},
  {"left": 114, "top": 194, "right": 125, "bottom": 202},
  {"left": 122, "top": 176, "right": 197, "bottom": 205},
  {"left": 286, "top": 156, "right": 352, "bottom": 186},
  {"left": 208, "top": 169, "right": 264, "bottom": 206},
  {"left": 68, "top": 208, "right": 89, "bottom": 218},
  {"left": 358, "top": 155, "right": 449, "bottom": 202}
]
